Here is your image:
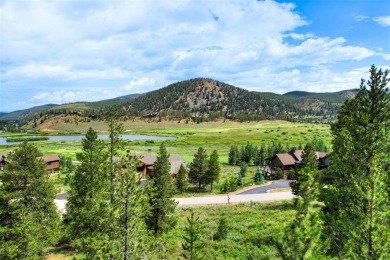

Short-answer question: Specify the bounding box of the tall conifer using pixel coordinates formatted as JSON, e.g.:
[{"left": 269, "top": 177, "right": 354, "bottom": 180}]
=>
[
  {"left": 0, "top": 142, "right": 60, "bottom": 258},
  {"left": 320, "top": 65, "right": 390, "bottom": 258},
  {"left": 145, "top": 143, "right": 177, "bottom": 236}
]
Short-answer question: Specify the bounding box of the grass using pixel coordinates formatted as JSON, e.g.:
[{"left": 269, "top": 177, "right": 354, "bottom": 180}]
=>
[
  {"left": 46, "top": 201, "right": 296, "bottom": 259},
  {"left": 0, "top": 120, "right": 331, "bottom": 194}
]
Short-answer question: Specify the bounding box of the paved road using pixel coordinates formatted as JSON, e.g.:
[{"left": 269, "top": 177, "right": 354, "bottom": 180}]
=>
[
  {"left": 175, "top": 192, "right": 294, "bottom": 206},
  {"left": 237, "top": 180, "right": 291, "bottom": 195},
  {"left": 54, "top": 180, "right": 294, "bottom": 212}
]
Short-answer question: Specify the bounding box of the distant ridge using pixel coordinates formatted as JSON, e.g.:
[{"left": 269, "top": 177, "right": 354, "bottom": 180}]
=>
[
  {"left": 283, "top": 89, "right": 358, "bottom": 103},
  {"left": 0, "top": 104, "right": 58, "bottom": 121}
]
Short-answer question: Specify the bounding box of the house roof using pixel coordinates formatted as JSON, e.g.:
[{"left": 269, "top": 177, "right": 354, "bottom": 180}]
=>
[
  {"left": 142, "top": 153, "right": 185, "bottom": 174},
  {"left": 275, "top": 153, "right": 296, "bottom": 166},
  {"left": 37, "top": 154, "right": 60, "bottom": 163},
  {"left": 138, "top": 153, "right": 157, "bottom": 165},
  {"left": 291, "top": 150, "right": 303, "bottom": 161}
]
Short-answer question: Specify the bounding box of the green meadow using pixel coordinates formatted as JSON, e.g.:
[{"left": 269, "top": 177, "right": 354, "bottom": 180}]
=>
[{"left": 0, "top": 120, "right": 331, "bottom": 195}]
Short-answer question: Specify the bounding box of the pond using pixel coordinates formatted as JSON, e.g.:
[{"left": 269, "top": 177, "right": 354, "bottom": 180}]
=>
[{"left": 0, "top": 134, "right": 175, "bottom": 146}]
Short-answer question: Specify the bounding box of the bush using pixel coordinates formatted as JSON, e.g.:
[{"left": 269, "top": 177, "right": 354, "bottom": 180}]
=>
[{"left": 221, "top": 176, "right": 238, "bottom": 193}]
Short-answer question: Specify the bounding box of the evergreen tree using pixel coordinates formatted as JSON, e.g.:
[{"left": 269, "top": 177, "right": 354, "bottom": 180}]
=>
[
  {"left": 239, "top": 161, "right": 248, "bottom": 177},
  {"left": 189, "top": 147, "right": 209, "bottom": 190},
  {"left": 104, "top": 105, "right": 125, "bottom": 204},
  {"left": 215, "top": 215, "right": 229, "bottom": 240},
  {"left": 116, "top": 156, "right": 149, "bottom": 259},
  {"left": 255, "top": 144, "right": 266, "bottom": 166},
  {"left": 280, "top": 143, "right": 325, "bottom": 259},
  {"left": 207, "top": 150, "right": 221, "bottom": 192},
  {"left": 254, "top": 167, "right": 265, "bottom": 184},
  {"left": 290, "top": 143, "right": 318, "bottom": 200},
  {"left": 182, "top": 210, "right": 203, "bottom": 260},
  {"left": 320, "top": 65, "right": 390, "bottom": 258},
  {"left": 0, "top": 142, "right": 60, "bottom": 259},
  {"left": 228, "top": 145, "right": 239, "bottom": 165},
  {"left": 145, "top": 143, "right": 177, "bottom": 236},
  {"left": 64, "top": 128, "right": 112, "bottom": 257},
  {"left": 175, "top": 164, "right": 187, "bottom": 193}
]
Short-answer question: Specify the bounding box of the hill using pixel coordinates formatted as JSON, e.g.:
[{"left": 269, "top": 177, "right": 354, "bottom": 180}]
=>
[
  {"left": 121, "top": 78, "right": 345, "bottom": 121},
  {"left": 5, "top": 78, "right": 357, "bottom": 125},
  {"left": 284, "top": 89, "right": 357, "bottom": 103},
  {"left": 0, "top": 104, "right": 58, "bottom": 122},
  {"left": 1, "top": 94, "right": 142, "bottom": 122}
]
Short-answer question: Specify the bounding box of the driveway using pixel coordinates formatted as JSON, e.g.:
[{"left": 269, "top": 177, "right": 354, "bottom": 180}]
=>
[{"left": 237, "top": 180, "right": 291, "bottom": 195}]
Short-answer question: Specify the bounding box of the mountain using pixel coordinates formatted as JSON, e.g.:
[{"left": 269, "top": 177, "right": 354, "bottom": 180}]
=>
[
  {"left": 0, "top": 94, "right": 143, "bottom": 122},
  {"left": 3, "top": 78, "right": 356, "bottom": 123},
  {"left": 283, "top": 89, "right": 358, "bottom": 103},
  {"left": 0, "top": 104, "right": 58, "bottom": 121},
  {"left": 121, "top": 78, "right": 344, "bottom": 121}
]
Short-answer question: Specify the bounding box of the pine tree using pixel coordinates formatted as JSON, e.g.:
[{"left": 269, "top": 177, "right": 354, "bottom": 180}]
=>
[
  {"left": 280, "top": 143, "right": 325, "bottom": 259},
  {"left": 320, "top": 65, "right": 390, "bottom": 258},
  {"left": 239, "top": 161, "right": 248, "bottom": 177},
  {"left": 207, "top": 150, "right": 221, "bottom": 192},
  {"left": 176, "top": 164, "right": 187, "bottom": 193},
  {"left": 182, "top": 210, "right": 203, "bottom": 260},
  {"left": 145, "top": 143, "right": 177, "bottom": 236},
  {"left": 0, "top": 142, "right": 60, "bottom": 259},
  {"left": 254, "top": 167, "right": 265, "bottom": 184},
  {"left": 189, "top": 147, "right": 209, "bottom": 190},
  {"left": 290, "top": 143, "right": 318, "bottom": 200},
  {"left": 116, "top": 156, "right": 149, "bottom": 259},
  {"left": 64, "top": 128, "right": 112, "bottom": 257},
  {"left": 215, "top": 215, "right": 229, "bottom": 240}
]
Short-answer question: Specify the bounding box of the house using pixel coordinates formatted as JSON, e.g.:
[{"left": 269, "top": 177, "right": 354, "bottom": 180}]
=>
[
  {"left": 135, "top": 152, "right": 185, "bottom": 177},
  {"left": 0, "top": 154, "right": 7, "bottom": 172},
  {"left": 266, "top": 149, "right": 328, "bottom": 179},
  {"left": 37, "top": 154, "right": 61, "bottom": 174}
]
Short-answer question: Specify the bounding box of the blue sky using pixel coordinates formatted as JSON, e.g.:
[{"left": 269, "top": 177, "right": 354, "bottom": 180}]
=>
[{"left": 0, "top": 0, "right": 389, "bottom": 112}]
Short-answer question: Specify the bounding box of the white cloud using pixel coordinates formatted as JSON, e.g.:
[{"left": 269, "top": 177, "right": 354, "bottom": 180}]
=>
[
  {"left": 354, "top": 15, "right": 369, "bottom": 22},
  {"left": 373, "top": 16, "right": 390, "bottom": 26}
]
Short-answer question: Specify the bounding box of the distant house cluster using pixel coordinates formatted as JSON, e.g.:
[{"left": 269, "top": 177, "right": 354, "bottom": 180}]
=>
[{"left": 265, "top": 148, "right": 328, "bottom": 179}]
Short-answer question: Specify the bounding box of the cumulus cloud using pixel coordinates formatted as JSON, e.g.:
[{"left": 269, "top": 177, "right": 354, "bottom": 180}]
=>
[{"left": 0, "top": 0, "right": 385, "bottom": 110}]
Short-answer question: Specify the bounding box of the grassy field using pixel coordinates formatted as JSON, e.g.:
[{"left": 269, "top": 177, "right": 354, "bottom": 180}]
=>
[
  {"left": 0, "top": 120, "right": 331, "bottom": 194},
  {"left": 45, "top": 201, "right": 295, "bottom": 259}
]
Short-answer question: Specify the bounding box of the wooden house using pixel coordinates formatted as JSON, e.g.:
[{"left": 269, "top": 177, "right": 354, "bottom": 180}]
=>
[
  {"left": 266, "top": 149, "right": 328, "bottom": 179},
  {"left": 37, "top": 154, "right": 61, "bottom": 174}
]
